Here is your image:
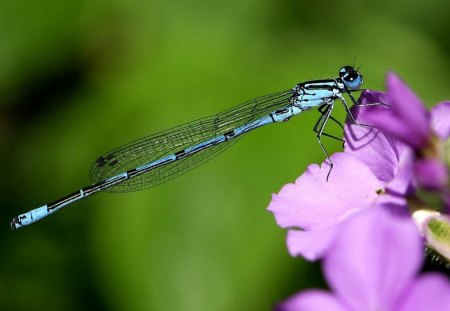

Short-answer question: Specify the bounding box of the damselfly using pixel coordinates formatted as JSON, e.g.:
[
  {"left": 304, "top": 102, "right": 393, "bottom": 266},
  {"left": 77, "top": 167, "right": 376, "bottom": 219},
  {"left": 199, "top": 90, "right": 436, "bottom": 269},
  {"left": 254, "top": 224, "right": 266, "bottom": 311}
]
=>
[{"left": 11, "top": 66, "right": 365, "bottom": 229}]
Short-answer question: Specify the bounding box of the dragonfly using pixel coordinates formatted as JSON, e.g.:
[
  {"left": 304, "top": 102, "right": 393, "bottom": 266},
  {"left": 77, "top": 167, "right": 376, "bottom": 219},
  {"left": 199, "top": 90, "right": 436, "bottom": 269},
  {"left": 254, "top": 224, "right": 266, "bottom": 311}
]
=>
[{"left": 11, "top": 66, "right": 365, "bottom": 229}]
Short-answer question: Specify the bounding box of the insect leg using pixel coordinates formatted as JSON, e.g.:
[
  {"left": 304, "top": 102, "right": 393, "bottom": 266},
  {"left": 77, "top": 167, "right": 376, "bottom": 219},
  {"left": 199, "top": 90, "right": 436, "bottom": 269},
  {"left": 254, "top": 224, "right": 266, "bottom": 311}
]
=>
[
  {"left": 338, "top": 94, "right": 376, "bottom": 129},
  {"left": 315, "top": 104, "right": 345, "bottom": 147},
  {"left": 314, "top": 104, "right": 335, "bottom": 180}
]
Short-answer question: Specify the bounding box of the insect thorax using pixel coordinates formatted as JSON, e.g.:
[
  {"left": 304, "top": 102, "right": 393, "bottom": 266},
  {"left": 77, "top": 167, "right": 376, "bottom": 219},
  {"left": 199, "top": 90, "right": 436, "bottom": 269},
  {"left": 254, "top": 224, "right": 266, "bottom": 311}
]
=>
[{"left": 293, "top": 79, "right": 342, "bottom": 109}]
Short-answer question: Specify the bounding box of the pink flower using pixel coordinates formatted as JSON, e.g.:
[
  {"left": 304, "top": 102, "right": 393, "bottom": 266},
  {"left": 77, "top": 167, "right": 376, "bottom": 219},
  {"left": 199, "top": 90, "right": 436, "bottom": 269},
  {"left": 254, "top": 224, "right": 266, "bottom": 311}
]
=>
[
  {"left": 276, "top": 207, "right": 450, "bottom": 311},
  {"left": 357, "top": 74, "right": 450, "bottom": 191},
  {"left": 268, "top": 123, "right": 412, "bottom": 260}
]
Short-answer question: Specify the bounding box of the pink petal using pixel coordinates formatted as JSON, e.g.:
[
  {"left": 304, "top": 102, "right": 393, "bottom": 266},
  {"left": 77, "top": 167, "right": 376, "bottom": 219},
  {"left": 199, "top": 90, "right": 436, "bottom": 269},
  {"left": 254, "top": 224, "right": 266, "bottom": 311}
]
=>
[
  {"left": 344, "top": 121, "right": 405, "bottom": 183},
  {"left": 268, "top": 153, "right": 383, "bottom": 231},
  {"left": 286, "top": 225, "right": 339, "bottom": 260},
  {"left": 414, "top": 158, "right": 448, "bottom": 190},
  {"left": 324, "top": 207, "right": 423, "bottom": 311},
  {"left": 387, "top": 72, "right": 430, "bottom": 146},
  {"left": 346, "top": 104, "right": 415, "bottom": 196},
  {"left": 276, "top": 290, "right": 347, "bottom": 311},
  {"left": 431, "top": 101, "right": 450, "bottom": 140},
  {"left": 359, "top": 107, "right": 423, "bottom": 149},
  {"left": 397, "top": 274, "right": 450, "bottom": 311},
  {"left": 358, "top": 90, "right": 390, "bottom": 107}
]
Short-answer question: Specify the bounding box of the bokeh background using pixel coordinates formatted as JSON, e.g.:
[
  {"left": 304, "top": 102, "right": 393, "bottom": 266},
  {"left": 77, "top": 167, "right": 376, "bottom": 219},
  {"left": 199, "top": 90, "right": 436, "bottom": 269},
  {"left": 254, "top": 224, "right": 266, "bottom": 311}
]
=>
[{"left": 1, "top": 0, "right": 449, "bottom": 310}]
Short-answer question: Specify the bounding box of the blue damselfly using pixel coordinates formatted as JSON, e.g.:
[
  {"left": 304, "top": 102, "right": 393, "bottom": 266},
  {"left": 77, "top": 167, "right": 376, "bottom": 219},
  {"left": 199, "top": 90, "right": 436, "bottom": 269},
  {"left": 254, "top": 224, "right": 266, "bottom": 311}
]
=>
[{"left": 11, "top": 66, "right": 365, "bottom": 229}]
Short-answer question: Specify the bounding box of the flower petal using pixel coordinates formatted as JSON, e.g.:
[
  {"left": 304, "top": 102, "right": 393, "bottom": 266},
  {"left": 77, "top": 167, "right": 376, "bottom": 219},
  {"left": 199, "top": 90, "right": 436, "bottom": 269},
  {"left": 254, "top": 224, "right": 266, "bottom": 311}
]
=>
[
  {"left": 268, "top": 153, "right": 382, "bottom": 231},
  {"left": 276, "top": 290, "right": 347, "bottom": 311},
  {"left": 414, "top": 158, "right": 448, "bottom": 190},
  {"left": 431, "top": 101, "right": 450, "bottom": 140},
  {"left": 324, "top": 207, "right": 423, "bottom": 311},
  {"left": 397, "top": 274, "right": 450, "bottom": 311},
  {"left": 286, "top": 225, "right": 339, "bottom": 260},
  {"left": 386, "top": 72, "right": 431, "bottom": 146},
  {"left": 344, "top": 120, "right": 405, "bottom": 183},
  {"left": 346, "top": 102, "right": 415, "bottom": 196},
  {"left": 356, "top": 74, "right": 431, "bottom": 149},
  {"left": 357, "top": 106, "right": 423, "bottom": 149},
  {"left": 358, "top": 89, "right": 391, "bottom": 107},
  {"left": 383, "top": 146, "right": 415, "bottom": 196}
]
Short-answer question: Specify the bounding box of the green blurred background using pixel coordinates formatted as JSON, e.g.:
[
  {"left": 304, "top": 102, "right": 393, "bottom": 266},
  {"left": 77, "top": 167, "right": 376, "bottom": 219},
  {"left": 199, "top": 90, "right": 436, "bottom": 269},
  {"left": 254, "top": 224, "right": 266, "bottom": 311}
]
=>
[{"left": 1, "top": 0, "right": 449, "bottom": 310}]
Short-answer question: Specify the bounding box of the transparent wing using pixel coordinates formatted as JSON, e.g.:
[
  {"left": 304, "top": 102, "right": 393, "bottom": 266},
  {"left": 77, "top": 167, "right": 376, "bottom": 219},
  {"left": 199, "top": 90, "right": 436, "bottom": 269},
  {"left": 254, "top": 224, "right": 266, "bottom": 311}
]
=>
[{"left": 90, "top": 90, "right": 293, "bottom": 192}]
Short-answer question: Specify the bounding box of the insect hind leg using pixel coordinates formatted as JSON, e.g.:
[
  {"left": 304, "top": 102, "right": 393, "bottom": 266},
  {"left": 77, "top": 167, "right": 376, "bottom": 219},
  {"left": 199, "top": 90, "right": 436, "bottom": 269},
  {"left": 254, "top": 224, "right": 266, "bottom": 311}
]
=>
[{"left": 315, "top": 104, "right": 345, "bottom": 147}]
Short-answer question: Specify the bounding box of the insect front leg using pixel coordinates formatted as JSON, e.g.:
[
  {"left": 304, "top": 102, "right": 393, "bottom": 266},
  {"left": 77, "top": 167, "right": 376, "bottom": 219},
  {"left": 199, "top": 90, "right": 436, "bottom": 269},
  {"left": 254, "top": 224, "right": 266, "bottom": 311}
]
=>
[
  {"left": 347, "top": 89, "right": 391, "bottom": 108},
  {"left": 338, "top": 94, "right": 375, "bottom": 129}
]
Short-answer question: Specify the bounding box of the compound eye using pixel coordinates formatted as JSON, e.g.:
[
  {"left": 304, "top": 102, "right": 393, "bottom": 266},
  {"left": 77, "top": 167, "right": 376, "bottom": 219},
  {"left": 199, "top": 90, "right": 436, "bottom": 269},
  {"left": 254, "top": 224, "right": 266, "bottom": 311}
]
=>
[
  {"left": 345, "top": 71, "right": 358, "bottom": 82},
  {"left": 339, "top": 66, "right": 353, "bottom": 78},
  {"left": 339, "top": 66, "right": 363, "bottom": 90},
  {"left": 343, "top": 73, "right": 363, "bottom": 90}
]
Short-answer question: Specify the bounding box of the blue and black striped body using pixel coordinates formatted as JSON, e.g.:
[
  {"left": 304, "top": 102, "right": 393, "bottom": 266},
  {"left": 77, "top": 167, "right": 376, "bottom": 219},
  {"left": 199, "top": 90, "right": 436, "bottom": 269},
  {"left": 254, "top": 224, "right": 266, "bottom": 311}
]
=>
[{"left": 11, "top": 66, "right": 363, "bottom": 229}]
